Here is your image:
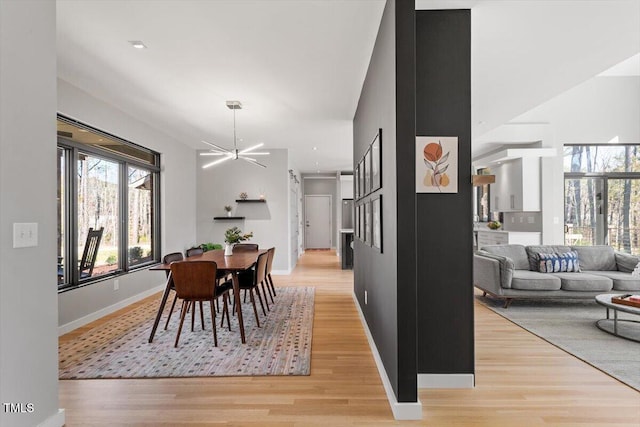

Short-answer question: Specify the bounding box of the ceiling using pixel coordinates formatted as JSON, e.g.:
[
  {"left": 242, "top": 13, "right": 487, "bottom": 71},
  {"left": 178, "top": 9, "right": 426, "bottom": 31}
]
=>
[
  {"left": 57, "top": 1, "right": 639, "bottom": 172},
  {"left": 57, "top": 0, "right": 385, "bottom": 173}
]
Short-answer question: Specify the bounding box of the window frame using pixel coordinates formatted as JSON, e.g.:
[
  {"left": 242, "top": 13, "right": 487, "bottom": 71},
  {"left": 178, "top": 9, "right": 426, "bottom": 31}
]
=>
[{"left": 57, "top": 115, "right": 161, "bottom": 292}]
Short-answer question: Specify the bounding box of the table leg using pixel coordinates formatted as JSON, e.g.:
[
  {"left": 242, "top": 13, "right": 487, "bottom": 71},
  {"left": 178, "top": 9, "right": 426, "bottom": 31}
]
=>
[
  {"left": 231, "top": 271, "right": 246, "bottom": 343},
  {"left": 614, "top": 309, "right": 618, "bottom": 335},
  {"left": 148, "top": 273, "right": 173, "bottom": 343}
]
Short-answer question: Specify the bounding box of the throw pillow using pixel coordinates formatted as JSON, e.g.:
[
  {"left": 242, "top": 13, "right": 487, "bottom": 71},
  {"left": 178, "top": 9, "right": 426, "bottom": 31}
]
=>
[{"left": 538, "top": 251, "right": 580, "bottom": 273}]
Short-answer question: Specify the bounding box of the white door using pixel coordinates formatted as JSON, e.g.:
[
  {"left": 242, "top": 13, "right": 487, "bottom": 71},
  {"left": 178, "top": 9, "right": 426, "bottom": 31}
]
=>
[{"left": 305, "top": 195, "right": 332, "bottom": 249}]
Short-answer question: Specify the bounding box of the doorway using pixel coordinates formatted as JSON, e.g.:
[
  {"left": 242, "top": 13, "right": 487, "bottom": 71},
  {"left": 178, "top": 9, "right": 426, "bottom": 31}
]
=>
[{"left": 304, "top": 195, "right": 332, "bottom": 249}]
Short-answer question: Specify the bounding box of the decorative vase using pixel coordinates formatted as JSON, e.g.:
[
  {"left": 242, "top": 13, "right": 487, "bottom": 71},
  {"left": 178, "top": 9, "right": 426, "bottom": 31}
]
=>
[
  {"left": 224, "top": 243, "right": 234, "bottom": 256},
  {"left": 227, "top": 211, "right": 232, "bottom": 217}
]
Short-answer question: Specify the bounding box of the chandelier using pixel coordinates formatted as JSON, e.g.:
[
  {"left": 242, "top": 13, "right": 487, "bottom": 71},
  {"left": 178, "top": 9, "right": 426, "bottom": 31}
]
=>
[{"left": 200, "top": 100, "right": 269, "bottom": 168}]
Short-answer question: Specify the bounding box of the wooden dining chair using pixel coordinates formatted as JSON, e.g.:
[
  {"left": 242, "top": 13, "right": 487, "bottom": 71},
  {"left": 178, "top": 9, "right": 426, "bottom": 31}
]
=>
[
  {"left": 170, "top": 261, "right": 231, "bottom": 347},
  {"left": 162, "top": 252, "right": 184, "bottom": 330},
  {"left": 233, "top": 243, "right": 259, "bottom": 252},
  {"left": 185, "top": 246, "right": 226, "bottom": 313},
  {"left": 186, "top": 247, "right": 204, "bottom": 257},
  {"left": 265, "top": 247, "right": 276, "bottom": 302},
  {"left": 233, "top": 251, "right": 269, "bottom": 327},
  {"left": 79, "top": 227, "right": 104, "bottom": 279}
]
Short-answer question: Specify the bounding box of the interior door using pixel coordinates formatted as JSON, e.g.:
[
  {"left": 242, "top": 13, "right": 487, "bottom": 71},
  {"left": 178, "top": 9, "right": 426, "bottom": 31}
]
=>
[{"left": 304, "top": 195, "right": 332, "bottom": 249}]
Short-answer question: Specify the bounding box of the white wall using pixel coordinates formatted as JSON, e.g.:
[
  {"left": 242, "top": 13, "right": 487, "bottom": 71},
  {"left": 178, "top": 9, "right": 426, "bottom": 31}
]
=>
[
  {"left": 57, "top": 80, "right": 197, "bottom": 328},
  {"left": 0, "top": 2, "right": 63, "bottom": 426},
  {"left": 196, "top": 149, "right": 290, "bottom": 272}
]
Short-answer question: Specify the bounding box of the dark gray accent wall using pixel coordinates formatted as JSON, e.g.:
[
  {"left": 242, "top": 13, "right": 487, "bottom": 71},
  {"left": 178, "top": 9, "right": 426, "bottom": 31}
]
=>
[
  {"left": 353, "top": 0, "right": 417, "bottom": 402},
  {"left": 415, "top": 10, "right": 474, "bottom": 375}
]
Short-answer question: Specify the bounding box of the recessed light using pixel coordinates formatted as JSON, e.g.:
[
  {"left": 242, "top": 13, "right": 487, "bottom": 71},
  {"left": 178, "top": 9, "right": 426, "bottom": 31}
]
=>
[
  {"left": 315, "top": 162, "right": 319, "bottom": 165},
  {"left": 313, "top": 147, "right": 317, "bottom": 151},
  {"left": 316, "top": 170, "right": 320, "bottom": 173},
  {"left": 128, "top": 40, "right": 147, "bottom": 49}
]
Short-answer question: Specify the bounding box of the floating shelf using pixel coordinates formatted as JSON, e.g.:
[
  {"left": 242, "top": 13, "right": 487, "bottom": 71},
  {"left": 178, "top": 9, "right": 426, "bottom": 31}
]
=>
[
  {"left": 235, "top": 199, "right": 266, "bottom": 203},
  {"left": 213, "top": 216, "right": 245, "bottom": 220}
]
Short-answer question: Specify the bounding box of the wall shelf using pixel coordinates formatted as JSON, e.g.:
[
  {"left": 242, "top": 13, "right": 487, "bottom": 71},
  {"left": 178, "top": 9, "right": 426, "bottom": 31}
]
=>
[
  {"left": 235, "top": 199, "right": 266, "bottom": 203},
  {"left": 213, "top": 216, "right": 245, "bottom": 220}
]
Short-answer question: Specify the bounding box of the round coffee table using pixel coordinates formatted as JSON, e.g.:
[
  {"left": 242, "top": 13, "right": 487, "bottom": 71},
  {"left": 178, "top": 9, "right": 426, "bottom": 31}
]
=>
[{"left": 595, "top": 294, "right": 640, "bottom": 343}]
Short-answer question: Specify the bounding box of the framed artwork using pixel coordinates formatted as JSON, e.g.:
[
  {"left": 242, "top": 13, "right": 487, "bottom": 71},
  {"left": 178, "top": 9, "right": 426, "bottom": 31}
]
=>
[
  {"left": 359, "top": 202, "right": 365, "bottom": 241},
  {"left": 416, "top": 136, "right": 458, "bottom": 193},
  {"left": 354, "top": 163, "right": 360, "bottom": 200},
  {"left": 364, "top": 200, "right": 371, "bottom": 245},
  {"left": 358, "top": 159, "right": 365, "bottom": 200},
  {"left": 370, "top": 129, "right": 382, "bottom": 192},
  {"left": 354, "top": 203, "right": 360, "bottom": 239},
  {"left": 364, "top": 148, "right": 371, "bottom": 196},
  {"left": 372, "top": 195, "right": 382, "bottom": 252}
]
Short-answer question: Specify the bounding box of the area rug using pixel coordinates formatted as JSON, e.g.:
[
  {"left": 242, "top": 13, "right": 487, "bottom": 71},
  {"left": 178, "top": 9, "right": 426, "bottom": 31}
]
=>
[
  {"left": 60, "top": 286, "right": 314, "bottom": 379},
  {"left": 476, "top": 295, "right": 640, "bottom": 391}
]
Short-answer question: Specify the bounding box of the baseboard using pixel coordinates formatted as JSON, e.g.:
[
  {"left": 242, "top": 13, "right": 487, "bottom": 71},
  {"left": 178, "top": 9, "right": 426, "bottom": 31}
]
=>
[
  {"left": 58, "top": 284, "right": 165, "bottom": 336},
  {"left": 272, "top": 268, "right": 292, "bottom": 275},
  {"left": 418, "top": 373, "right": 475, "bottom": 389},
  {"left": 37, "top": 408, "right": 65, "bottom": 427},
  {"left": 351, "top": 293, "right": 423, "bottom": 420}
]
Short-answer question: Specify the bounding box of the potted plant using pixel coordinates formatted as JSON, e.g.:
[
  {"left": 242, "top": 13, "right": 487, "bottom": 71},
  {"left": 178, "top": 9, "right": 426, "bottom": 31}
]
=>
[
  {"left": 224, "top": 205, "right": 233, "bottom": 217},
  {"left": 224, "top": 226, "right": 253, "bottom": 256}
]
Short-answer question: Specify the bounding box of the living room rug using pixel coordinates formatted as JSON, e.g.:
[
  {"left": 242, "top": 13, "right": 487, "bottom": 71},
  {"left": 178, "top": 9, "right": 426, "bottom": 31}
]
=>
[
  {"left": 476, "top": 295, "right": 640, "bottom": 391},
  {"left": 60, "top": 286, "right": 314, "bottom": 379}
]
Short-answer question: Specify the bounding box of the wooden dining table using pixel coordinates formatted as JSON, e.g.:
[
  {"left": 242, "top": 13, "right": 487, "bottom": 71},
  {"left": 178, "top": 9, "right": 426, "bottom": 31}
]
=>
[{"left": 148, "top": 249, "right": 266, "bottom": 344}]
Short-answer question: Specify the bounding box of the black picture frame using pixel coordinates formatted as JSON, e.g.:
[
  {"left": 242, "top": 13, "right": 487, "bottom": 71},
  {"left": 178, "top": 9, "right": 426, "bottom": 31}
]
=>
[
  {"left": 354, "top": 203, "right": 360, "bottom": 239},
  {"left": 358, "top": 159, "right": 365, "bottom": 200},
  {"left": 364, "top": 148, "right": 371, "bottom": 196},
  {"left": 364, "top": 200, "right": 371, "bottom": 245},
  {"left": 359, "top": 202, "right": 365, "bottom": 241},
  {"left": 372, "top": 195, "right": 382, "bottom": 252},
  {"left": 354, "top": 163, "right": 360, "bottom": 200},
  {"left": 370, "top": 129, "right": 382, "bottom": 192}
]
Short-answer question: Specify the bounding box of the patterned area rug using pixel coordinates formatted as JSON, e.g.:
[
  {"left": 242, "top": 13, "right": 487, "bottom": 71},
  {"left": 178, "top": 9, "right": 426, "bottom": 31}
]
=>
[
  {"left": 60, "top": 287, "right": 314, "bottom": 379},
  {"left": 477, "top": 294, "right": 640, "bottom": 391}
]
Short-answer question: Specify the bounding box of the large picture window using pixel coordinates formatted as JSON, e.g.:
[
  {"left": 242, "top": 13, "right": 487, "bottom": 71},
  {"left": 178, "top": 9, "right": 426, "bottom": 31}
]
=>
[
  {"left": 564, "top": 144, "right": 640, "bottom": 255},
  {"left": 57, "top": 116, "right": 161, "bottom": 290}
]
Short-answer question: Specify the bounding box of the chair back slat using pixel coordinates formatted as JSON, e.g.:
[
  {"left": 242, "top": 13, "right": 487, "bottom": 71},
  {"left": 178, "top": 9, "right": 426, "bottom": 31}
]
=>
[
  {"left": 170, "top": 261, "right": 218, "bottom": 300},
  {"left": 79, "top": 227, "right": 104, "bottom": 278}
]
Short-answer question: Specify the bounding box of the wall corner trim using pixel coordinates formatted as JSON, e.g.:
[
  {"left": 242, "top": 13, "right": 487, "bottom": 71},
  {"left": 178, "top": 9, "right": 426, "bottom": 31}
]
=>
[
  {"left": 352, "top": 293, "right": 423, "bottom": 420},
  {"left": 37, "top": 408, "right": 65, "bottom": 427},
  {"left": 418, "top": 373, "right": 475, "bottom": 389},
  {"left": 58, "top": 284, "right": 165, "bottom": 336}
]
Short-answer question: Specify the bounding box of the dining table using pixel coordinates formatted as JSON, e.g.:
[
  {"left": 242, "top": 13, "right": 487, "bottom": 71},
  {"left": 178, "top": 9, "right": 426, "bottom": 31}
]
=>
[{"left": 148, "top": 249, "right": 266, "bottom": 344}]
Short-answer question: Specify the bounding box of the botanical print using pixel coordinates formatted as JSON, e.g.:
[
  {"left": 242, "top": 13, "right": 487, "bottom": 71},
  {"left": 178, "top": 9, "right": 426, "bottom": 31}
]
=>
[{"left": 416, "top": 136, "right": 458, "bottom": 193}]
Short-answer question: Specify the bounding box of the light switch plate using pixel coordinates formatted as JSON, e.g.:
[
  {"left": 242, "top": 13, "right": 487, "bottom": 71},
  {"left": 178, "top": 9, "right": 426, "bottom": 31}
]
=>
[{"left": 13, "top": 223, "right": 38, "bottom": 248}]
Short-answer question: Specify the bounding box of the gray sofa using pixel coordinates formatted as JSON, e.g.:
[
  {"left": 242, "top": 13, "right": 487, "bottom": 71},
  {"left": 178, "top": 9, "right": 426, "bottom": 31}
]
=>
[{"left": 474, "top": 244, "right": 640, "bottom": 307}]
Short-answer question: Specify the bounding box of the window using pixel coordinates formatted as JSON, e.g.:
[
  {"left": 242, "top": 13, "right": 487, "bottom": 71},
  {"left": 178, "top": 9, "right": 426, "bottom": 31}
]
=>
[
  {"left": 57, "top": 116, "right": 161, "bottom": 290},
  {"left": 564, "top": 144, "right": 640, "bottom": 255}
]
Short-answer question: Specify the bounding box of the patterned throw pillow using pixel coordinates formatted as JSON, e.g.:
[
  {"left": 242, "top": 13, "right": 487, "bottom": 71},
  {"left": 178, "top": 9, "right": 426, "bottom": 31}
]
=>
[{"left": 538, "top": 251, "right": 580, "bottom": 273}]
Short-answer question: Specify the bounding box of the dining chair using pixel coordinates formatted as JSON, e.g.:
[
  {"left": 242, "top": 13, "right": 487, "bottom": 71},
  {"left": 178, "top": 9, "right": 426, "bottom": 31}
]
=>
[
  {"left": 162, "top": 252, "right": 184, "bottom": 330},
  {"left": 186, "top": 247, "right": 204, "bottom": 257},
  {"left": 79, "top": 227, "right": 104, "bottom": 279},
  {"left": 233, "top": 243, "right": 259, "bottom": 252},
  {"left": 265, "top": 247, "right": 276, "bottom": 303},
  {"left": 170, "top": 261, "right": 231, "bottom": 347},
  {"left": 233, "top": 251, "right": 269, "bottom": 327}
]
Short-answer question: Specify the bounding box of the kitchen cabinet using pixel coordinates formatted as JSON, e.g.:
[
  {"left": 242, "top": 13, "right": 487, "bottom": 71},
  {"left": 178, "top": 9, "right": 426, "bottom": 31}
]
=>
[
  {"left": 490, "top": 158, "right": 540, "bottom": 212},
  {"left": 476, "top": 230, "right": 541, "bottom": 247}
]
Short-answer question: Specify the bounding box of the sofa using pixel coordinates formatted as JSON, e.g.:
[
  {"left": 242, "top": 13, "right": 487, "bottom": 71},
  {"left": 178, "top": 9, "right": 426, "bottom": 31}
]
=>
[{"left": 474, "top": 244, "right": 640, "bottom": 307}]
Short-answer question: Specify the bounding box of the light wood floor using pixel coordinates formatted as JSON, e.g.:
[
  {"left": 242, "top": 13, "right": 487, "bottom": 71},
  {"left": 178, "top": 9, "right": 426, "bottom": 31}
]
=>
[{"left": 59, "top": 250, "right": 640, "bottom": 426}]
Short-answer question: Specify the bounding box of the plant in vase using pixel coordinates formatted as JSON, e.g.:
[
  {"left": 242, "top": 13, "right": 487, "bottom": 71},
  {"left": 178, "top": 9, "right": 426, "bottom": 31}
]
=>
[
  {"left": 224, "top": 226, "right": 253, "bottom": 256},
  {"left": 224, "top": 205, "right": 233, "bottom": 217}
]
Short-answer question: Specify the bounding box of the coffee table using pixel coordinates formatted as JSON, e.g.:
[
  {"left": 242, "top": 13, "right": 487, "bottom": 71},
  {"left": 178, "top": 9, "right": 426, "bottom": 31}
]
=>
[{"left": 595, "top": 294, "right": 640, "bottom": 343}]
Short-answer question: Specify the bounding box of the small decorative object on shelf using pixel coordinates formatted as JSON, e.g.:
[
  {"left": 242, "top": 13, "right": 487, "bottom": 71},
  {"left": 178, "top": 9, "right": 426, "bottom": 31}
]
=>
[
  {"left": 224, "top": 205, "right": 233, "bottom": 217},
  {"left": 223, "top": 226, "right": 253, "bottom": 256},
  {"left": 239, "top": 192, "right": 248, "bottom": 200},
  {"left": 487, "top": 221, "right": 501, "bottom": 230}
]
